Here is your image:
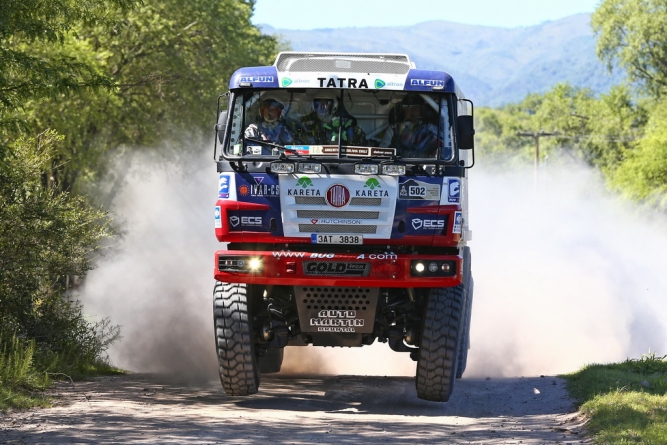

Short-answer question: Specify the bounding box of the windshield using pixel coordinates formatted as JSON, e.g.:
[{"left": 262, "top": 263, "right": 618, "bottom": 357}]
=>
[{"left": 225, "top": 89, "right": 454, "bottom": 161}]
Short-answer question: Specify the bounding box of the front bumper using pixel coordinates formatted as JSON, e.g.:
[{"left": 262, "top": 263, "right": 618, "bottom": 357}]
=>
[{"left": 213, "top": 250, "right": 462, "bottom": 288}]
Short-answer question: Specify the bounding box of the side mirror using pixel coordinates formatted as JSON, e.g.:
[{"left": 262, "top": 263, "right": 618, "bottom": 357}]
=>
[
  {"left": 216, "top": 110, "right": 228, "bottom": 144},
  {"left": 456, "top": 115, "right": 475, "bottom": 150}
]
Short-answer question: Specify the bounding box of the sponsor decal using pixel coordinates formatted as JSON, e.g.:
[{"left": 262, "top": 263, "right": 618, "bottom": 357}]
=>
[
  {"left": 412, "top": 218, "right": 445, "bottom": 230},
  {"left": 318, "top": 77, "right": 369, "bottom": 88},
  {"left": 355, "top": 188, "right": 389, "bottom": 197},
  {"left": 410, "top": 79, "right": 445, "bottom": 87},
  {"left": 214, "top": 206, "right": 222, "bottom": 228},
  {"left": 229, "top": 216, "right": 240, "bottom": 227},
  {"left": 240, "top": 76, "right": 274, "bottom": 83},
  {"left": 453, "top": 211, "right": 463, "bottom": 234},
  {"left": 318, "top": 310, "right": 357, "bottom": 318},
  {"left": 238, "top": 184, "right": 250, "bottom": 197},
  {"left": 240, "top": 216, "right": 262, "bottom": 227},
  {"left": 309, "top": 253, "right": 335, "bottom": 258},
  {"left": 272, "top": 251, "right": 306, "bottom": 258},
  {"left": 326, "top": 184, "right": 351, "bottom": 208},
  {"left": 247, "top": 145, "right": 262, "bottom": 155},
  {"left": 287, "top": 188, "right": 321, "bottom": 196},
  {"left": 310, "top": 318, "right": 364, "bottom": 327},
  {"left": 218, "top": 175, "right": 230, "bottom": 199},
  {"left": 303, "top": 261, "right": 369, "bottom": 276},
  {"left": 399, "top": 179, "right": 441, "bottom": 200},
  {"left": 355, "top": 253, "right": 397, "bottom": 260},
  {"left": 240, "top": 177, "right": 279, "bottom": 197},
  {"left": 364, "top": 178, "right": 381, "bottom": 190},
  {"left": 448, "top": 178, "right": 461, "bottom": 203},
  {"left": 249, "top": 184, "right": 279, "bottom": 196},
  {"left": 281, "top": 78, "right": 308, "bottom": 86},
  {"left": 317, "top": 327, "right": 356, "bottom": 332},
  {"left": 296, "top": 176, "right": 314, "bottom": 188},
  {"left": 311, "top": 218, "right": 362, "bottom": 225},
  {"left": 374, "top": 79, "right": 386, "bottom": 89}
]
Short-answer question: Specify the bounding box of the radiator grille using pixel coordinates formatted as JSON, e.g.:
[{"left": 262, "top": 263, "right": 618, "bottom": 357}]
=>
[
  {"left": 300, "top": 224, "right": 377, "bottom": 234},
  {"left": 297, "top": 210, "right": 379, "bottom": 219},
  {"left": 294, "top": 196, "right": 382, "bottom": 207},
  {"left": 350, "top": 197, "right": 381, "bottom": 206},
  {"left": 295, "top": 196, "right": 326, "bottom": 205}
]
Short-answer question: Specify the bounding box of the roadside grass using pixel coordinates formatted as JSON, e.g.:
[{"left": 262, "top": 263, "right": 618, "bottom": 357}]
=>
[
  {"left": 0, "top": 334, "right": 125, "bottom": 412},
  {"left": 563, "top": 351, "right": 667, "bottom": 444}
]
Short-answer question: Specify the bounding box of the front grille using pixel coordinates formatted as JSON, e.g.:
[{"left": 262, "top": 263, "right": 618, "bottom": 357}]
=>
[
  {"left": 297, "top": 210, "right": 379, "bottom": 219},
  {"left": 299, "top": 224, "right": 377, "bottom": 234},
  {"left": 294, "top": 196, "right": 382, "bottom": 207},
  {"left": 294, "top": 286, "right": 380, "bottom": 334},
  {"left": 295, "top": 196, "right": 326, "bottom": 205},
  {"left": 297, "top": 287, "right": 375, "bottom": 310},
  {"left": 350, "top": 197, "right": 381, "bottom": 206}
]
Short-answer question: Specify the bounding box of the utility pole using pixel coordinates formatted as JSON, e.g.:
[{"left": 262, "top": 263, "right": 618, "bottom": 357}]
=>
[{"left": 516, "top": 129, "right": 558, "bottom": 191}]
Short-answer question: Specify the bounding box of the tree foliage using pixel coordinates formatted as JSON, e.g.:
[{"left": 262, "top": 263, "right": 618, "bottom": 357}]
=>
[
  {"left": 476, "top": 83, "right": 644, "bottom": 174},
  {"left": 592, "top": 0, "right": 667, "bottom": 98},
  {"left": 0, "top": 0, "right": 136, "bottom": 113},
  {"left": 611, "top": 98, "right": 667, "bottom": 205},
  {"left": 0, "top": 131, "right": 114, "bottom": 359},
  {"left": 9, "top": 0, "right": 279, "bottom": 194}
]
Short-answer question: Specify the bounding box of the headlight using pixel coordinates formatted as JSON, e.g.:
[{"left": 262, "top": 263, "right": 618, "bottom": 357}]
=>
[
  {"left": 355, "top": 164, "right": 379, "bottom": 175},
  {"left": 298, "top": 162, "right": 322, "bottom": 174},
  {"left": 382, "top": 164, "right": 406, "bottom": 175},
  {"left": 270, "top": 162, "right": 295, "bottom": 174}
]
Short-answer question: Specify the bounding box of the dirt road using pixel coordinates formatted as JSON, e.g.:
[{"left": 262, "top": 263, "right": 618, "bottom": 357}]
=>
[{"left": 1, "top": 373, "right": 588, "bottom": 444}]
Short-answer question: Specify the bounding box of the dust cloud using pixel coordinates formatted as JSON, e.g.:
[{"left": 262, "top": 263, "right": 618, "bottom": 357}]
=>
[{"left": 81, "top": 148, "right": 667, "bottom": 381}]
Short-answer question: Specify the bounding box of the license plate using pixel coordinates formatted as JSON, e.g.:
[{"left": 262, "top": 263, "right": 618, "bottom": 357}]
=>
[{"left": 311, "top": 234, "right": 363, "bottom": 245}]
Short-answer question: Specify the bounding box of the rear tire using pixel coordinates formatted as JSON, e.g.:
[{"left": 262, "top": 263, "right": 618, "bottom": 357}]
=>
[
  {"left": 415, "top": 285, "right": 464, "bottom": 402},
  {"left": 260, "top": 348, "right": 284, "bottom": 374},
  {"left": 213, "top": 282, "right": 260, "bottom": 396}
]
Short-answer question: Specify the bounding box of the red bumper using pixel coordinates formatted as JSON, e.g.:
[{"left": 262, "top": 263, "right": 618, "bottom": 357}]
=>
[{"left": 213, "top": 250, "right": 462, "bottom": 288}]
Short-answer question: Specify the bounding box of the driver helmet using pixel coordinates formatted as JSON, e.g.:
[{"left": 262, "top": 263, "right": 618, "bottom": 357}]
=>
[
  {"left": 259, "top": 98, "right": 284, "bottom": 123},
  {"left": 313, "top": 98, "right": 337, "bottom": 123}
]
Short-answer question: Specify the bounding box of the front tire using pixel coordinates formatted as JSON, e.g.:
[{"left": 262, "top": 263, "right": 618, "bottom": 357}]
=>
[
  {"left": 415, "top": 285, "right": 465, "bottom": 402},
  {"left": 456, "top": 246, "right": 473, "bottom": 379},
  {"left": 213, "top": 282, "right": 260, "bottom": 396}
]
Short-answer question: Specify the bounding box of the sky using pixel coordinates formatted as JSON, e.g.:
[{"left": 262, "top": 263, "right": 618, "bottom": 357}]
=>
[{"left": 252, "top": 0, "right": 601, "bottom": 30}]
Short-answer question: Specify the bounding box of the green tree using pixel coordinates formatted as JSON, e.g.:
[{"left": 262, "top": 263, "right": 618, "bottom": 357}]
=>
[
  {"left": 611, "top": 98, "right": 667, "bottom": 207},
  {"left": 0, "top": 131, "right": 114, "bottom": 359},
  {"left": 592, "top": 0, "right": 667, "bottom": 98},
  {"left": 0, "top": 0, "right": 136, "bottom": 114},
  {"left": 13, "top": 0, "right": 280, "bottom": 194}
]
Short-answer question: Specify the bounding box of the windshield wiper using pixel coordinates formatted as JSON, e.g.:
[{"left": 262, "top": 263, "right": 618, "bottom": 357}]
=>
[{"left": 244, "top": 138, "right": 301, "bottom": 157}]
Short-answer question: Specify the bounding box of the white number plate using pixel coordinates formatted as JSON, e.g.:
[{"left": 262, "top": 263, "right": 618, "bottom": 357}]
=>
[{"left": 311, "top": 234, "right": 363, "bottom": 245}]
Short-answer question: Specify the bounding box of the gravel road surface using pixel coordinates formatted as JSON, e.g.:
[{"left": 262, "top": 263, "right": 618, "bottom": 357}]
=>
[{"left": 0, "top": 373, "right": 589, "bottom": 444}]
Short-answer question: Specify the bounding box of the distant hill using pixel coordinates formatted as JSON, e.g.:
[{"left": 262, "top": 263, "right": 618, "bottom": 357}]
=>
[{"left": 260, "top": 14, "right": 625, "bottom": 107}]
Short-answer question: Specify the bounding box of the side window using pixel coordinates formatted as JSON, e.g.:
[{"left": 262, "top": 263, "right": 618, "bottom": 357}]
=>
[
  {"left": 228, "top": 96, "right": 245, "bottom": 152},
  {"left": 440, "top": 98, "right": 453, "bottom": 161}
]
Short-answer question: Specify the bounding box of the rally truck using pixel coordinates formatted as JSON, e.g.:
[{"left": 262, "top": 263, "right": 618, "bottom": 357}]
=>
[{"left": 213, "top": 52, "right": 475, "bottom": 402}]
